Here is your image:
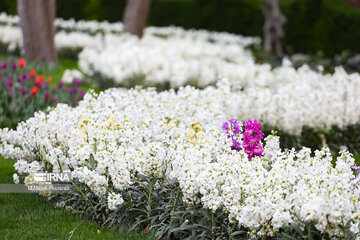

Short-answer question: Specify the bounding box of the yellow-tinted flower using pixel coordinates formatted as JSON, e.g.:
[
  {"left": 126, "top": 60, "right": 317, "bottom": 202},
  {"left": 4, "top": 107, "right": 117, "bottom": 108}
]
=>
[
  {"left": 194, "top": 124, "right": 202, "bottom": 132},
  {"left": 168, "top": 123, "right": 176, "bottom": 129},
  {"left": 24, "top": 176, "right": 31, "bottom": 184},
  {"left": 196, "top": 131, "right": 205, "bottom": 139},
  {"left": 78, "top": 118, "right": 92, "bottom": 129},
  {"left": 187, "top": 129, "right": 195, "bottom": 137},
  {"left": 189, "top": 137, "right": 197, "bottom": 146},
  {"left": 39, "top": 190, "right": 52, "bottom": 197},
  {"left": 108, "top": 116, "right": 115, "bottom": 122}
]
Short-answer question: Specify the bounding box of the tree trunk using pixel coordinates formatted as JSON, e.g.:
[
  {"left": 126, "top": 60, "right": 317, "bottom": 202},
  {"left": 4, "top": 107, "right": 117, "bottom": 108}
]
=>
[
  {"left": 261, "top": 0, "right": 286, "bottom": 56},
  {"left": 123, "top": 0, "right": 152, "bottom": 38},
  {"left": 17, "top": 0, "right": 57, "bottom": 63}
]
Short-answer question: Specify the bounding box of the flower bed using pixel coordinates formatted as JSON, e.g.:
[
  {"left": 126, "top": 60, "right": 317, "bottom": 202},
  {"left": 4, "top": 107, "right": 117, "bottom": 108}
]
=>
[
  {"left": 78, "top": 34, "right": 255, "bottom": 89},
  {"left": 0, "top": 57, "right": 85, "bottom": 129},
  {"left": 79, "top": 51, "right": 360, "bottom": 150},
  {"left": 1, "top": 86, "right": 360, "bottom": 239}
]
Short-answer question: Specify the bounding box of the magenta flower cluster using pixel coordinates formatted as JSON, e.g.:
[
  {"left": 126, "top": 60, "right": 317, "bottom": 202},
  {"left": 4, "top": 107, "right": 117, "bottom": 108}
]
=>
[
  {"left": 222, "top": 118, "right": 264, "bottom": 160},
  {"left": 242, "top": 120, "right": 264, "bottom": 160}
]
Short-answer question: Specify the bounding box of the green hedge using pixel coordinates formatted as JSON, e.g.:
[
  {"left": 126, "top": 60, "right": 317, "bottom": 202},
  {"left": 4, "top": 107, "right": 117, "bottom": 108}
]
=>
[
  {"left": 1, "top": 0, "right": 360, "bottom": 56},
  {"left": 282, "top": 0, "right": 360, "bottom": 55}
]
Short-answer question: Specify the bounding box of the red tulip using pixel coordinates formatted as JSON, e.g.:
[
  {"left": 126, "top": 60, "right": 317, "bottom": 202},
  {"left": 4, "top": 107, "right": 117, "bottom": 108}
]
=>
[
  {"left": 35, "top": 75, "right": 44, "bottom": 85},
  {"left": 30, "top": 69, "right": 36, "bottom": 78},
  {"left": 18, "top": 58, "right": 25, "bottom": 68},
  {"left": 31, "top": 86, "right": 38, "bottom": 96},
  {"left": 47, "top": 77, "right": 52, "bottom": 83}
]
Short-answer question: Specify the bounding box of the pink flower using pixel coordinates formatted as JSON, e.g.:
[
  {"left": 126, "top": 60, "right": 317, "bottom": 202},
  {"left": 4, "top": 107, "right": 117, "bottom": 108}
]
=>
[
  {"left": 222, "top": 118, "right": 264, "bottom": 160},
  {"left": 242, "top": 120, "right": 264, "bottom": 160}
]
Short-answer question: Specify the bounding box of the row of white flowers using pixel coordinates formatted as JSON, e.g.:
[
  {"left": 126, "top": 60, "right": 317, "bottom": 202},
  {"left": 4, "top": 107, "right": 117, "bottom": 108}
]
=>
[
  {"left": 0, "top": 12, "right": 123, "bottom": 34},
  {"left": 78, "top": 34, "right": 255, "bottom": 88},
  {"left": 79, "top": 35, "right": 360, "bottom": 135},
  {"left": 0, "top": 12, "right": 260, "bottom": 46},
  {"left": 1, "top": 84, "right": 360, "bottom": 238},
  {"left": 1, "top": 12, "right": 359, "bottom": 135},
  {"left": 0, "top": 12, "right": 259, "bottom": 53},
  {"left": 0, "top": 25, "right": 104, "bottom": 52},
  {"left": 227, "top": 67, "right": 360, "bottom": 135}
]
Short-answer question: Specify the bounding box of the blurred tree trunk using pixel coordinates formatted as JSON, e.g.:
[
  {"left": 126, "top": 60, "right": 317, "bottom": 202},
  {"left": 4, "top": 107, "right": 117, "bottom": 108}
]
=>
[
  {"left": 123, "top": 0, "right": 152, "bottom": 38},
  {"left": 17, "top": 0, "right": 57, "bottom": 63},
  {"left": 261, "top": 0, "right": 286, "bottom": 56}
]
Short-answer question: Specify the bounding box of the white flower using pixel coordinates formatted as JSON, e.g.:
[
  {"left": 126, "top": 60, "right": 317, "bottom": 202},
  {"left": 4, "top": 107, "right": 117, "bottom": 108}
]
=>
[
  {"left": 350, "top": 222, "right": 360, "bottom": 235},
  {"left": 12, "top": 173, "right": 19, "bottom": 184},
  {"left": 61, "top": 69, "right": 83, "bottom": 84},
  {"left": 55, "top": 201, "right": 66, "bottom": 208},
  {"left": 107, "top": 193, "right": 124, "bottom": 210}
]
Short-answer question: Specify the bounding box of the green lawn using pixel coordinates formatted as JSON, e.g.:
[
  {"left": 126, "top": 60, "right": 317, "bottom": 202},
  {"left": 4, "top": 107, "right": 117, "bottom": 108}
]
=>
[
  {"left": 46, "top": 58, "right": 80, "bottom": 84},
  {"left": 0, "top": 157, "right": 153, "bottom": 240}
]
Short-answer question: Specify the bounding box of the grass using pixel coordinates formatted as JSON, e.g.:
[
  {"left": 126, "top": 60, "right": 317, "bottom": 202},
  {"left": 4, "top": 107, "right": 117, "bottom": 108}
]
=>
[
  {"left": 45, "top": 58, "right": 80, "bottom": 84},
  {"left": 0, "top": 157, "right": 153, "bottom": 240}
]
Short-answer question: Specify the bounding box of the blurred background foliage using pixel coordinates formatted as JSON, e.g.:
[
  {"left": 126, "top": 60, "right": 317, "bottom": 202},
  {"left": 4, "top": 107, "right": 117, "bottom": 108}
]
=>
[{"left": 0, "top": 0, "right": 359, "bottom": 56}]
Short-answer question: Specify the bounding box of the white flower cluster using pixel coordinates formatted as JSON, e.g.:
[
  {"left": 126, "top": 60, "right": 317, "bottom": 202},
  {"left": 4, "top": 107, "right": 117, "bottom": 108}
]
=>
[
  {"left": 0, "top": 25, "right": 105, "bottom": 52},
  {"left": 54, "top": 31, "right": 104, "bottom": 51},
  {"left": 78, "top": 34, "right": 255, "bottom": 87},
  {"left": 0, "top": 24, "right": 21, "bottom": 52},
  {"left": 0, "top": 12, "right": 123, "bottom": 34},
  {"left": 75, "top": 33, "right": 360, "bottom": 135},
  {"left": 81, "top": 54, "right": 360, "bottom": 136},
  {"left": 54, "top": 18, "right": 123, "bottom": 34},
  {"left": 0, "top": 12, "right": 18, "bottom": 25},
  {"left": 144, "top": 25, "right": 261, "bottom": 46},
  {"left": 225, "top": 66, "right": 360, "bottom": 135},
  {"left": 61, "top": 69, "right": 83, "bottom": 84},
  {"left": 0, "top": 12, "right": 259, "bottom": 54},
  {"left": 1, "top": 86, "right": 360, "bottom": 237},
  {"left": 107, "top": 193, "right": 124, "bottom": 210}
]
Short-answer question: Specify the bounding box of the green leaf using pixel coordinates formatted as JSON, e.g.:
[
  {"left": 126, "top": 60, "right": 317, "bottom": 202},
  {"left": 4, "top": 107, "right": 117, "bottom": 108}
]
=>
[{"left": 86, "top": 153, "right": 97, "bottom": 170}]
